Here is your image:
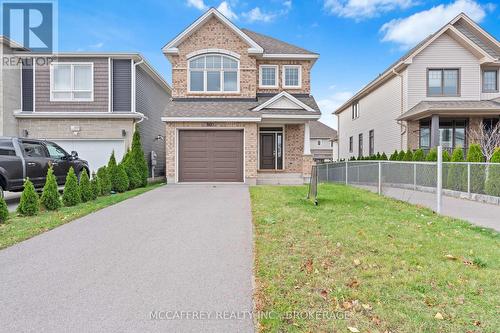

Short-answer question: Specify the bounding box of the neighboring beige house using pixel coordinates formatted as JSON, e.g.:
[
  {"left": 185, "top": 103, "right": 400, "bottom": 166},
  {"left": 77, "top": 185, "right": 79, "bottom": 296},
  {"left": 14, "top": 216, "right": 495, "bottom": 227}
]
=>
[
  {"left": 335, "top": 13, "right": 500, "bottom": 159},
  {"left": 1, "top": 36, "right": 171, "bottom": 174},
  {"left": 309, "top": 121, "right": 337, "bottom": 162},
  {"left": 161, "top": 8, "right": 321, "bottom": 185}
]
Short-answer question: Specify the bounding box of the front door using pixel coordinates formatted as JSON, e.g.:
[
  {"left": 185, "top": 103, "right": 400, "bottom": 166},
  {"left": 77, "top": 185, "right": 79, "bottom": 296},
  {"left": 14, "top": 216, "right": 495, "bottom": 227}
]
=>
[{"left": 260, "top": 133, "right": 275, "bottom": 169}]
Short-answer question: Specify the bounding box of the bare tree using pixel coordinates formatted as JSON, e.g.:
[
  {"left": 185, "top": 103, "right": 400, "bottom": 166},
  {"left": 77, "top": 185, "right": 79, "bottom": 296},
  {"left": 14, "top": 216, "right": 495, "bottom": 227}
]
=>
[{"left": 469, "top": 121, "right": 500, "bottom": 161}]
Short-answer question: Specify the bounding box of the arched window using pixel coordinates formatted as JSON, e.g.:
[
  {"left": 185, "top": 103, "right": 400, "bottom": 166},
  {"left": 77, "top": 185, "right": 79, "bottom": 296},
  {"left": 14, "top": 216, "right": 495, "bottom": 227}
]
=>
[{"left": 188, "top": 54, "right": 239, "bottom": 93}]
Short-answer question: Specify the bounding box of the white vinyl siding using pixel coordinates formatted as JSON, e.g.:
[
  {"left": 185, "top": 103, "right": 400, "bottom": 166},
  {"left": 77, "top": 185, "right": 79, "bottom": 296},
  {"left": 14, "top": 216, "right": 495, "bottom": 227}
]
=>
[
  {"left": 407, "top": 33, "right": 480, "bottom": 109},
  {"left": 338, "top": 75, "right": 404, "bottom": 159}
]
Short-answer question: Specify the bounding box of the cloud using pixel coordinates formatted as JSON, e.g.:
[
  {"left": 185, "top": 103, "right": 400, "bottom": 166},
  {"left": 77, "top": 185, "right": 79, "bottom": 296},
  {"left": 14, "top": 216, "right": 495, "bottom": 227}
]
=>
[
  {"left": 89, "top": 42, "right": 104, "bottom": 49},
  {"left": 186, "top": 0, "right": 207, "bottom": 11},
  {"left": 283, "top": 0, "right": 292, "bottom": 10},
  {"left": 217, "top": 1, "right": 238, "bottom": 20},
  {"left": 318, "top": 91, "right": 353, "bottom": 115},
  {"left": 242, "top": 7, "right": 277, "bottom": 22},
  {"left": 380, "top": 0, "right": 491, "bottom": 49},
  {"left": 324, "top": 0, "right": 415, "bottom": 20}
]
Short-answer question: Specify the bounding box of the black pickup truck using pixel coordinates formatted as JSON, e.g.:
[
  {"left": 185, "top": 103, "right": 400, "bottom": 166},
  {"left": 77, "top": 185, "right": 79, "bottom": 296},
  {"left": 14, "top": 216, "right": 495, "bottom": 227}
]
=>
[{"left": 0, "top": 137, "right": 89, "bottom": 198}]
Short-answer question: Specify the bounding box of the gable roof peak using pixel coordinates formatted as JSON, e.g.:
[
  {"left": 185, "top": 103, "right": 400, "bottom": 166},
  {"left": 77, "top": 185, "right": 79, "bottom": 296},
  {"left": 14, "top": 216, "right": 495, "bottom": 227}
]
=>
[{"left": 162, "top": 7, "right": 263, "bottom": 55}]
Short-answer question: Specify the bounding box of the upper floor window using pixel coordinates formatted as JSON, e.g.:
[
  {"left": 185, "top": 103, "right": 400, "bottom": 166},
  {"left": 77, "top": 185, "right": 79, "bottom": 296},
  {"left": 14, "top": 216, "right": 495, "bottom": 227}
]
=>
[
  {"left": 482, "top": 69, "right": 498, "bottom": 93},
  {"left": 351, "top": 102, "right": 359, "bottom": 120},
  {"left": 369, "top": 130, "right": 374, "bottom": 156},
  {"left": 259, "top": 65, "right": 278, "bottom": 88},
  {"left": 427, "top": 68, "right": 459, "bottom": 97},
  {"left": 282, "top": 65, "right": 301, "bottom": 88},
  {"left": 50, "top": 63, "right": 93, "bottom": 101},
  {"left": 317, "top": 140, "right": 321, "bottom": 146},
  {"left": 188, "top": 54, "right": 239, "bottom": 93},
  {"left": 349, "top": 136, "right": 353, "bottom": 153},
  {"left": 358, "top": 133, "right": 363, "bottom": 158}
]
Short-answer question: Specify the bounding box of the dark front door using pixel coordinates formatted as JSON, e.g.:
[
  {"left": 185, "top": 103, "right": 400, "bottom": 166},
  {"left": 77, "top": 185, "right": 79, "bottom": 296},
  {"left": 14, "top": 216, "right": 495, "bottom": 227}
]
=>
[{"left": 260, "top": 133, "right": 275, "bottom": 169}]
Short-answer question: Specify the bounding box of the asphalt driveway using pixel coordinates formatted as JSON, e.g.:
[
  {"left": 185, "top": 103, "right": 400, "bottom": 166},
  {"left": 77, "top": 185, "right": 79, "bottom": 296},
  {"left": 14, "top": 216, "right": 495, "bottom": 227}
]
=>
[{"left": 0, "top": 184, "right": 254, "bottom": 332}]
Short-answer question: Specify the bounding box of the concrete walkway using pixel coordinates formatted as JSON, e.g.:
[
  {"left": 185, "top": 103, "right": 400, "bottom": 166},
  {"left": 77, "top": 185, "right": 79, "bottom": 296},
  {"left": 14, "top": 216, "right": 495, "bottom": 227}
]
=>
[
  {"left": 358, "top": 185, "right": 500, "bottom": 231},
  {"left": 0, "top": 184, "right": 254, "bottom": 332}
]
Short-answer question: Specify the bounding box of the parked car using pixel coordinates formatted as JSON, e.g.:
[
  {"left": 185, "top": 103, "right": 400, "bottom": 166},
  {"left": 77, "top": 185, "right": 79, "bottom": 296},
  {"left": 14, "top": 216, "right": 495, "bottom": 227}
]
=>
[{"left": 0, "top": 137, "right": 89, "bottom": 198}]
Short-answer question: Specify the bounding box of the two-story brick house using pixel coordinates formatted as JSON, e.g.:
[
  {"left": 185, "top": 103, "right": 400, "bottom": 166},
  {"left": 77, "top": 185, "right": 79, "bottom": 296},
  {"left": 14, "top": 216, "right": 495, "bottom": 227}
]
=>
[
  {"left": 1, "top": 36, "right": 171, "bottom": 175},
  {"left": 335, "top": 13, "right": 500, "bottom": 159},
  {"left": 162, "top": 8, "right": 321, "bottom": 184}
]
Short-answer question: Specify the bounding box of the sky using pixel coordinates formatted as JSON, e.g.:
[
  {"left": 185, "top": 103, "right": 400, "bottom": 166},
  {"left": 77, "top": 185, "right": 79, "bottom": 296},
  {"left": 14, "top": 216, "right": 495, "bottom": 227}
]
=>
[{"left": 43, "top": 0, "right": 500, "bottom": 128}]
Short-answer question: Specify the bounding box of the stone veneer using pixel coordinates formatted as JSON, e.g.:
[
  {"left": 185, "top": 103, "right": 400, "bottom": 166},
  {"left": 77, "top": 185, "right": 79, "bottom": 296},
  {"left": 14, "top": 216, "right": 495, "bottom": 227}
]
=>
[
  {"left": 165, "top": 122, "right": 313, "bottom": 184},
  {"left": 17, "top": 118, "right": 134, "bottom": 146}
]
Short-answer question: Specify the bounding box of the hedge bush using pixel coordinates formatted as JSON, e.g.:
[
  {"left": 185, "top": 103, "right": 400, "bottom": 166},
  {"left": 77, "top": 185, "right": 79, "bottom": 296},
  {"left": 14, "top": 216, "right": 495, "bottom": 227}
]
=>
[
  {"left": 397, "top": 150, "right": 406, "bottom": 161},
  {"left": 115, "top": 164, "right": 130, "bottom": 193},
  {"left": 447, "top": 147, "right": 466, "bottom": 191},
  {"left": 403, "top": 150, "right": 413, "bottom": 161},
  {"left": 63, "top": 167, "right": 81, "bottom": 207},
  {"left": 17, "top": 178, "right": 39, "bottom": 216},
  {"left": 0, "top": 197, "right": 9, "bottom": 223},
  {"left": 90, "top": 172, "right": 100, "bottom": 200},
  {"left": 79, "top": 169, "right": 93, "bottom": 203},
  {"left": 130, "top": 130, "right": 149, "bottom": 187},
  {"left": 122, "top": 149, "right": 141, "bottom": 190},
  {"left": 466, "top": 144, "right": 486, "bottom": 194},
  {"left": 381, "top": 152, "right": 388, "bottom": 160},
  {"left": 485, "top": 148, "right": 500, "bottom": 197},
  {"left": 40, "top": 166, "right": 61, "bottom": 211},
  {"left": 413, "top": 149, "right": 425, "bottom": 161},
  {"left": 389, "top": 150, "right": 398, "bottom": 161},
  {"left": 426, "top": 148, "right": 438, "bottom": 162},
  {"left": 108, "top": 151, "right": 119, "bottom": 192},
  {"left": 97, "top": 166, "right": 111, "bottom": 196}
]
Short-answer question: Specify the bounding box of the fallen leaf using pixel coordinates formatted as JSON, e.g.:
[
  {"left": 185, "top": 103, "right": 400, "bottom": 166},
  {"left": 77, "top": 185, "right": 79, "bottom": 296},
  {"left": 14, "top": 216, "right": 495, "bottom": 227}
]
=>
[
  {"left": 362, "top": 303, "right": 372, "bottom": 310},
  {"left": 303, "top": 259, "right": 313, "bottom": 273},
  {"left": 435, "top": 312, "right": 444, "bottom": 320},
  {"left": 320, "top": 289, "right": 328, "bottom": 300},
  {"left": 445, "top": 254, "right": 457, "bottom": 260},
  {"left": 353, "top": 259, "right": 361, "bottom": 266},
  {"left": 347, "top": 327, "right": 360, "bottom": 333},
  {"left": 455, "top": 295, "right": 465, "bottom": 304},
  {"left": 372, "top": 315, "right": 381, "bottom": 325},
  {"left": 472, "top": 320, "right": 481, "bottom": 326},
  {"left": 342, "top": 301, "right": 352, "bottom": 310},
  {"left": 347, "top": 278, "right": 360, "bottom": 289}
]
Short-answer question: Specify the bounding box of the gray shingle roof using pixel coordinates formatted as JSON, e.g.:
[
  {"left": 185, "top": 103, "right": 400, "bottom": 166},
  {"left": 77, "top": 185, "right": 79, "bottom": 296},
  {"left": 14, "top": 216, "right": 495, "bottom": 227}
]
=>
[
  {"left": 241, "top": 29, "right": 318, "bottom": 55},
  {"left": 164, "top": 94, "right": 321, "bottom": 118},
  {"left": 454, "top": 21, "right": 499, "bottom": 58},
  {"left": 397, "top": 100, "right": 500, "bottom": 120},
  {"left": 309, "top": 121, "right": 337, "bottom": 139}
]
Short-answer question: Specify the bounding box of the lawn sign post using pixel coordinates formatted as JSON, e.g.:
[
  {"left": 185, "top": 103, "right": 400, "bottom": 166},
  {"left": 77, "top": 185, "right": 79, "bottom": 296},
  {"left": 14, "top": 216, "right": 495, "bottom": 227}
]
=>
[{"left": 436, "top": 146, "right": 442, "bottom": 214}]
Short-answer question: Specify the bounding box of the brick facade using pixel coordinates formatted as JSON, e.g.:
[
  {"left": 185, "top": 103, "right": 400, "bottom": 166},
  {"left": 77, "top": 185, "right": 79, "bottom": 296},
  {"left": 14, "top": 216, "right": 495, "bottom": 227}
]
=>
[
  {"left": 256, "top": 59, "right": 312, "bottom": 95},
  {"left": 406, "top": 120, "right": 420, "bottom": 150},
  {"left": 17, "top": 118, "right": 134, "bottom": 146}
]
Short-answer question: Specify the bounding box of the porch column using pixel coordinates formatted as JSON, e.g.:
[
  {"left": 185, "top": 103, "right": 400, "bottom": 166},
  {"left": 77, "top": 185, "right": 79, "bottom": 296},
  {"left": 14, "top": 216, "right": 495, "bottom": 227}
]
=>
[
  {"left": 304, "top": 121, "right": 311, "bottom": 155},
  {"left": 430, "top": 114, "right": 440, "bottom": 147}
]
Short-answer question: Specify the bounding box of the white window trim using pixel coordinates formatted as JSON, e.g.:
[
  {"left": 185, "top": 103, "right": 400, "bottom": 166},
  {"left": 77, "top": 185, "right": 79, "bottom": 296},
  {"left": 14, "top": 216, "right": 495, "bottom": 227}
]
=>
[
  {"left": 50, "top": 62, "right": 94, "bottom": 102},
  {"left": 259, "top": 65, "right": 278, "bottom": 89},
  {"left": 187, "top": 54, "right": 240, "bottom": 94},
  {"left": 351, "top": 102, "right": 359, "bottom": 120},
  {"left": 282, "top": 65, "right": 302, "bottom": 89}
]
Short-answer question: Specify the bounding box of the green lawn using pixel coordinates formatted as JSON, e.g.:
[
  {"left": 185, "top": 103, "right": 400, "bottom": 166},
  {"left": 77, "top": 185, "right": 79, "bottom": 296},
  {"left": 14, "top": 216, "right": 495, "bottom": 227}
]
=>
[
  {"left": 0, "top": 182, "right": 164, "bottom": 250},
  {"left": 250, "top": 184, "right": 499, "bottom": 333}
]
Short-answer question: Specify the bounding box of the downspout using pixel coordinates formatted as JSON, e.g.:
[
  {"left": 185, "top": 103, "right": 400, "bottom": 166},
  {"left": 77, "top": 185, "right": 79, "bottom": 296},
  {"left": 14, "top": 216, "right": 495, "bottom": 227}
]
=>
[
  {"left": 393, "top": 69, "right": 406, "bottom": 151},
  {"left": 132, "top": 58, "right": 144, "bottom": 127}
]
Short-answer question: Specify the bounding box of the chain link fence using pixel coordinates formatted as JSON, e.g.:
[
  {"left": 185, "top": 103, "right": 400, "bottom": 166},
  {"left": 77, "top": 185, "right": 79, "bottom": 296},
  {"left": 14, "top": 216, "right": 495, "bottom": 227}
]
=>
[{"left": 316, "top": 155, "right": 500, "bottom": 212}]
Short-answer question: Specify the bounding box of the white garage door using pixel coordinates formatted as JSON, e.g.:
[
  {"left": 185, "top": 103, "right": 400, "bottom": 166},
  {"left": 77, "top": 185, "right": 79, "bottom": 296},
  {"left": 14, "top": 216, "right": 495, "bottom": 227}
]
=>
[{"left": 52, "top": 139, "right": 126, "bottom": 173}]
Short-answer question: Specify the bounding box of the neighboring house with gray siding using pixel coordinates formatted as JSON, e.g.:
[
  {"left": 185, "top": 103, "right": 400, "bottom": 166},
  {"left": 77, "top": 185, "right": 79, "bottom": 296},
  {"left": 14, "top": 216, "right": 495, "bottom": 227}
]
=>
[
  {"left": 335, "top": 13, "right": 500, "bottom": 159},
  {"left": 1, "top": 39, "right": 171, "bottom": 174},
  {"left": 309, "top": 121, "right": 337, "bottom": 162}
]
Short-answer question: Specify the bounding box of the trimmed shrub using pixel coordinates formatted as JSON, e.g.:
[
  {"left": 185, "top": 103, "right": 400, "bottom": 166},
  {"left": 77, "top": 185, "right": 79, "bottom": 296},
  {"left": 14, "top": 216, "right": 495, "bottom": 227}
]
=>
[
  {"left": 108, "top": 151, "right": 119, "bottom": 192},
  {"left": 466, "top": 144, "right": 485, "bottom": 194},
  {"left": 17, "top": 178, "right": 39, "bottom": 216},
  {"left": 0, "top": 197, "right": 9, "bottom": 223},
  {"left": 131, "top": 130, "right": 149, "bottom": 187},
  {"left": 442, "top": 150, "right": 451, "bottom": 162},
  {"left": 90, "top": 172, "right": 100, "bottom": 200},
  {"left": 413, "top": 149, "right": 425, "bottom": 161},
  {"left": 447, "top": 147, "right": 466, "bottom": 191},
  {"left": 403, "top": 150, "right": 413, "bottom": 161},
  {"left": 381, "top": 152, "right": 388, "bottom": 160},
  {"left": 122, "top": 149, "right": 141, "bottom": 190},
  {"left": 115, "top": 163, "right": 129, "bottom": 193},
  {"left": 62, "top": 167, "right": 81, "bottom": 207},
  {"left": 426, "top": 148, "right": 438, "bottom": 162},
  {"left": 397, "top": 150, "right": 406, "bottom": 161},
  {"left": 376, "top": 152, "right": 381, "bottom": 160},
  {"left": 485, "top": 148, "right": 500, "bottom": 197},
  {"left": 79, "top": 169, "right": 93, "bottom": 203},
  {"left": 97, "top": 166, "right": 111, "bottom": 196},
  {"left": 389, "top": 150, "right": 398, "bottom": 161},
  {"left": 40, "top": 166, "right": 61, "bottom": 211}
]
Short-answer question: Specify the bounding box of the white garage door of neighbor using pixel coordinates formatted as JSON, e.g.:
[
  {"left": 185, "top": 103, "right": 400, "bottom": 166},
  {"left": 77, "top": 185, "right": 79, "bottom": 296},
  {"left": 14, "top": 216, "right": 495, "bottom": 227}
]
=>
[{"left": 53, "top": 140, "right": 125, "bottom": 173}]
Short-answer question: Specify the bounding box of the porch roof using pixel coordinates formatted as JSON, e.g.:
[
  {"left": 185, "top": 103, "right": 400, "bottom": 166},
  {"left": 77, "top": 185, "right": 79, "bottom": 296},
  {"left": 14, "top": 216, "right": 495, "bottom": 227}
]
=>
[
  {"left": 162, "top": 94, "right": 321, "bottom": 121},
  {"left": 397, "top": 100, "right": 500, "bottom": 121}
]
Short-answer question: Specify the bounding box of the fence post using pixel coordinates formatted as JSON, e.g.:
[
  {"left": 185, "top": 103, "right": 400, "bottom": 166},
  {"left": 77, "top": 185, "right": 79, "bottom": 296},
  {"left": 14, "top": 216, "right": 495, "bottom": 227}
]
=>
[
  {"left": 326, "top": 164, "right": 329, "bottom": 183},
  {"left": 437, "top": 146, "right": 442, "bottom": 214},
  {"left": 378, "top": 161, "right": 382, "bottom": 195},
  {"left": 345, "top": 161, "right": 348, "bottom": 185},
  {"left": 413, "top": 163, "right": 417, "bottom": 190},
  {"left": 467, "top": 163, "right": 471, "bottom": 196}
]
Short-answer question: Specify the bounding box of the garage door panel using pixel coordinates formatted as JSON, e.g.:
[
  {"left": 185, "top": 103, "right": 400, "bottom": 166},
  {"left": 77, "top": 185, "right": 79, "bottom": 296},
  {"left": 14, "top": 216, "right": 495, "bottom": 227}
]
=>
[{"left": 179, "top": 130, "right": 243, "bottom": 182}]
